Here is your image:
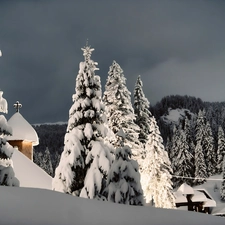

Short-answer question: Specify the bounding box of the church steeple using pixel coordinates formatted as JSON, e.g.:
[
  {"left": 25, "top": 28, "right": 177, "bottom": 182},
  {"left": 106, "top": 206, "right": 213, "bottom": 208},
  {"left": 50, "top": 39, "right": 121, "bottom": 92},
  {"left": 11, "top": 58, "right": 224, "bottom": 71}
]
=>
[{"left": 13, "top": 101, "right": 22, "bottom": 112}]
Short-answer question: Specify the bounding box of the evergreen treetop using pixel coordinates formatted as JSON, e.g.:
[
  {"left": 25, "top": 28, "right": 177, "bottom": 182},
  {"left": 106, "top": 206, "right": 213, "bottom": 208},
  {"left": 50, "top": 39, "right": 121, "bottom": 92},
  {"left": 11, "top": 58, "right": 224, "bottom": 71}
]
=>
[
  {"left": 103, "top": 61, "right": 142, "bottom": 161},
  {"left": 133, "top": 75, "right": 152, "bottom": 148}
]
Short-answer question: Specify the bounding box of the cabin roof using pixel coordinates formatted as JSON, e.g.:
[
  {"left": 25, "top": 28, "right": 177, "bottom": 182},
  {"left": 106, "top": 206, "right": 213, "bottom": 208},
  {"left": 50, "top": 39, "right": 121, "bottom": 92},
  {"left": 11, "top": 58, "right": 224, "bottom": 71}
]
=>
[
  {"left": 177, "top": 183, "right": 194, "bottom": 195},
  {"left": 191, "top": 190, "right": 207, "bottom": 202}
]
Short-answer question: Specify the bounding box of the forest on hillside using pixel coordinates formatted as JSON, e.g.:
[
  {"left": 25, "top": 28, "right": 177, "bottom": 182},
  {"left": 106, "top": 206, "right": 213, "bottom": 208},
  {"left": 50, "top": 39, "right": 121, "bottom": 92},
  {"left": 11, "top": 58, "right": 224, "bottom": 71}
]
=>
[{"left": 33, "top": 95, "right": 225, "bottom": 177}]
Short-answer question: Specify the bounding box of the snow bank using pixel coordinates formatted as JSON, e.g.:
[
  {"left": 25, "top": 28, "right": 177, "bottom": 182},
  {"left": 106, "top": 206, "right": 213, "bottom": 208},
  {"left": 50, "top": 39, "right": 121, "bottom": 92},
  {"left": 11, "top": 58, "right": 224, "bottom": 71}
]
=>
[
  {"left": 0, "top": 186, "right": 224, "bottom": 225},
  {"left": 12, "top": 149, "right": 52, "bottom": 189}
]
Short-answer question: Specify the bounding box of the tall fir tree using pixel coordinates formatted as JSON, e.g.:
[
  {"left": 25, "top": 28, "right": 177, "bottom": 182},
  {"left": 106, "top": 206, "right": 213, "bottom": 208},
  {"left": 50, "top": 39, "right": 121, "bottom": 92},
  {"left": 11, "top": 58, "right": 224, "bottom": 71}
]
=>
[
  {"left": 216, "top": 126, "right": 225, "bottom": 174},
  {"left": 195, "top": 109, "right": 207, "bottom": 146},
  {"left": 0, "top": 90, "right": 19, "bottom": 186},
  {"left": 133, "top": 75, "right": 152, "bottom": 149},
  {"left": 220, "top": 153, "right": 225, "bottom": 200},
  {"left": 53, "top": 45, "right": 112, "bottom": 199},
  {"left": 204, "top": 121, "right": 216, "bottom": 176},
  {"left": 103, "top": 61, "right": 142, "bottom": 162},
  {"left": 195, "top": 109, "right": 212, "bottom": 177},
  {"left": 171, "top": 125, "right": 194, "bottom": 187},
  {"left": 170, "top": 125, "right": 180, "bottom": 170},
  {"left": 141, "top": 117, "right": 175, "bottom": 209},
  {"left": 184, "top": 116, "right": 195, "bottom": 156},
  {"left": 194, "top": 141, "right": 207, "bottom": 185},
  {"left": 107, "top": 129, "right": 143, "bottom": 205}
]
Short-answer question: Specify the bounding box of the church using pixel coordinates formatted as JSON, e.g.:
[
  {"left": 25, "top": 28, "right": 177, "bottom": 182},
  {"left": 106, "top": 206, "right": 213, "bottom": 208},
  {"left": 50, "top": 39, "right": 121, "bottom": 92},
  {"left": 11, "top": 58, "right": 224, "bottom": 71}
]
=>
[{"left": 6, "top": 101, "right": 39, "bottom": 161}]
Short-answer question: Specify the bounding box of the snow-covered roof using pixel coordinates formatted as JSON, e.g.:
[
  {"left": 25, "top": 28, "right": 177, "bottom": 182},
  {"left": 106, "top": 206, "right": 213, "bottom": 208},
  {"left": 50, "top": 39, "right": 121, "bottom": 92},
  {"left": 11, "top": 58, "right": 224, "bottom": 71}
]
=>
[
  {"left": 192, "top": 189, "right": 217, "bottom": 207},
  {"left": 174, "top": 191, "right": 187, "bottom": 203},
  {"left": 191, "top": 190, "right": 207, "bottom": 202},
  {"left": 203, "top": 199, "right": 217, "bottom": 207},
  {"left": 7, "top": 112, "right": 39, "bottom": 146},
  {"left": 177, "top": 183, "right": 194, "bottom": 195}
]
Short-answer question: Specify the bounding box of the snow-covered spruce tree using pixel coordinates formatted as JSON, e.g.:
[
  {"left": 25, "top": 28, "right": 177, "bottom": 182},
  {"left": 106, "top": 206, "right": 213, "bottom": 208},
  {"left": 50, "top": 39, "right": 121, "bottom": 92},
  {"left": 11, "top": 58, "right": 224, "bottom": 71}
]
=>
[
  {"left": 107, "top": 129, "right": 143, "bottom": 205},
  {"left": 184, "top": 116, "right": 195, "bottom": 156},
  {"left": 169, "top": 125, "right": 180, "bottom": 170},
  {"left": 142, "top": 116, "right": 175, "bottom": 208},
  {"left": 220, "top": 153, "right": 225, "bottom": 200},
  {"left": 103, "top": 61, "right": 142, "bottom": 162},
  {"left": 0, "top": 90, "right": 19, "bottom": 186},
  {"left": 204, "top": 121, "right": 216, "bottom": 176},
  {"left": 52, "top": 45, "right": 112, "bottom": 199},
  {"left": 133, "top": 75, "right": 152, "bottom": 149},
  {"left": 171, "top": 125, "right": 194, "bottom": 187},
  {"left": 195, "top": 110, "right": 216, "bottom": 177},
  {"left": 217, "top": 126, "right": 225, "bottom": 174},
  {"left": 194, "top": 141, "right": 207, "bottom": 185}
]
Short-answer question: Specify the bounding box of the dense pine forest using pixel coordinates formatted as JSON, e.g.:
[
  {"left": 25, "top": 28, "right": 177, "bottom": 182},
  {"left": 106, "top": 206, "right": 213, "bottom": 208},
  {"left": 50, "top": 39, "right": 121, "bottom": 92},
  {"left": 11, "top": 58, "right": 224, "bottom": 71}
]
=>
[{"left": 33, "top": 95, "right": 225, "bottom": 178}]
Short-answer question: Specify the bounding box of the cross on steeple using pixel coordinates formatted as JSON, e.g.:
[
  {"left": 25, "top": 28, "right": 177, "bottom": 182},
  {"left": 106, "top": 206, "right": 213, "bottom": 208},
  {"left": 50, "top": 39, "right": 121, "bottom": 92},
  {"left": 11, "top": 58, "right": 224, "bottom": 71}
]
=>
[{"left": 14, "top": 101, "right": 22, "bottom": 112}]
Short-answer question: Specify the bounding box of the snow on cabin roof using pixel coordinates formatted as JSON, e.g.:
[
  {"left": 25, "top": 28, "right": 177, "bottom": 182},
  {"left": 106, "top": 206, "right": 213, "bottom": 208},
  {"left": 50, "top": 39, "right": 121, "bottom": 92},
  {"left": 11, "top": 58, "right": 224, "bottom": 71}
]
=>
[
  {"left": 203, "top": 199, "right": 217, "bottom": 207},
  {"left": 174, "top": 191, "right": 188, "bottom": 203},
  {"left": 6, "top": 112, "right": 39, "bottom": 146},
  {"left": 177, "top": 183, "right": 194, "bottom": 195},
  {"left": 193, "top": 188, "right": 217, "bottom": 207},
  {"left": 191, "top": 190, "right": 207, "bottom": 202}
]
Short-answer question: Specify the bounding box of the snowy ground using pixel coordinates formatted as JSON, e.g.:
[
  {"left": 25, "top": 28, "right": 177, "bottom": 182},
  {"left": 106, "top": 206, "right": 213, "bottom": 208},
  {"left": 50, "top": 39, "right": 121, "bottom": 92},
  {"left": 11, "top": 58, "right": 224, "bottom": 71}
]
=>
[
  {"left": 0, "top": 146, "right": 223, "bottom": 224},
  {"left": 0, "top": 186, "right": 224, "bottom": 225}
]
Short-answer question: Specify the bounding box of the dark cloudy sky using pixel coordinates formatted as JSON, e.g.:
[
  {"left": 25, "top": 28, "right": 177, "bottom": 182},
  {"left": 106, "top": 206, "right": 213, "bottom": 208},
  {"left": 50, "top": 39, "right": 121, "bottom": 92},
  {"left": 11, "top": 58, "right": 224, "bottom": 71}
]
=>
[{"left": 1, "top": 0, "right": 225, "bottom": 124}]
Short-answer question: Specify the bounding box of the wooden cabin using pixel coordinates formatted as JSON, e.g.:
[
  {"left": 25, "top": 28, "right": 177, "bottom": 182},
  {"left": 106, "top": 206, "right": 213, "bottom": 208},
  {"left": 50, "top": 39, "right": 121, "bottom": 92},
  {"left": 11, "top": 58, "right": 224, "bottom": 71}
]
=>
[{"left": 175, "top": 183, "right": 216, "bottom": 214}]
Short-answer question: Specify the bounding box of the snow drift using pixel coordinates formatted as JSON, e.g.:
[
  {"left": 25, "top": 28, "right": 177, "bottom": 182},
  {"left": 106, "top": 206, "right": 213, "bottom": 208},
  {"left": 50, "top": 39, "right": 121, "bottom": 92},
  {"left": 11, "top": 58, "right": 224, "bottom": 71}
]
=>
[{"left": 0, "top": 186, "right": 224, "bottom": 225}]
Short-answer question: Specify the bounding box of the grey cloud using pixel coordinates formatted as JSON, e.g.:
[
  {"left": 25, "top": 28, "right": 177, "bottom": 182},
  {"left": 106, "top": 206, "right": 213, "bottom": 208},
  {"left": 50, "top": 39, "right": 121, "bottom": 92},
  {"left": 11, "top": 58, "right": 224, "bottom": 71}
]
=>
[{"left": 0, "top": 0, "right": 225, "bottom": 123}]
